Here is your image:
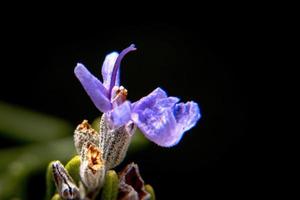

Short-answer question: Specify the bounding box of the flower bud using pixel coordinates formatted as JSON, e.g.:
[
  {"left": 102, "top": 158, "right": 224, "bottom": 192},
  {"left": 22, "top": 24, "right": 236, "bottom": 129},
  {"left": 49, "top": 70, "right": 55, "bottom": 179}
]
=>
[
  {"left": 74, "top": 120, "right": 99, "bottom": 154},
  {"left": 80, "top": 142, "right": 106, "bottom": 191},
  {"left": 51, "top": 161, "right": 80, "bottom": 200},
  {"left": 99, "top": 114, "right": 136, "bottom": 169},
  {"left": 118, "top": 163, "right": 151, "bottom": 200}
]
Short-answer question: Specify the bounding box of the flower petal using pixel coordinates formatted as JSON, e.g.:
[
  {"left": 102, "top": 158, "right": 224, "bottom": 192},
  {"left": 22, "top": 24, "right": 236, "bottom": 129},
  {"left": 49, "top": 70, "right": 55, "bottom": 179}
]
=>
[
  {"left": 132, "top": 87, "right": 167, "bottom": 112},
  {"left": 131, "top": 88, "right": 201, "bottom": 147},
  {"left": 74, "top": 63, "right": 112, "bottom": 112},
  {"left": 174, "top": 101, "right": 201, "bottom": 132},
  {"left": 109, "top": 101, "right": 132, "bottom": 128},
  {"left": 132, "top": 107, "right": 178, "bottom": 147},
  {"left": 131, "top": 88, "right": 178, "bottom": 146},
  {"left": 155, "top": 96, "right": 180, "bottom": 110},
  {"left": 101, "top": 52, "right": 120, "bottom": 90}
]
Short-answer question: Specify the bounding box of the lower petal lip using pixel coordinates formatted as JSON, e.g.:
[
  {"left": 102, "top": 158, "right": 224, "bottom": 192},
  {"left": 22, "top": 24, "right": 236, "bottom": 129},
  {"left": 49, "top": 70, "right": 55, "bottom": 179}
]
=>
[{"left": 130, "top": 88, "right": 201, "bottom": 147}]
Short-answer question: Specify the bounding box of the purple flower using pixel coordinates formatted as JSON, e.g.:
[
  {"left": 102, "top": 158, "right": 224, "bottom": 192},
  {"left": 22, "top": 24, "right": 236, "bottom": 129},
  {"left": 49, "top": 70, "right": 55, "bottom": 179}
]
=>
[{"left": 74, "top": 44, "right": 201, "bottom": 147}]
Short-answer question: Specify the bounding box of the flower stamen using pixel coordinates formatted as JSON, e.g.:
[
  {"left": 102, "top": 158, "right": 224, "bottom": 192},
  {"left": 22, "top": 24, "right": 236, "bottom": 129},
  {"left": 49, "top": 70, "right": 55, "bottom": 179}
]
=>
[
  {"left": 108, "top": 44, "right": 136, "bottom": 99},
  {"left": 111, "top": 86, "right": 128, "bottom": 106}
]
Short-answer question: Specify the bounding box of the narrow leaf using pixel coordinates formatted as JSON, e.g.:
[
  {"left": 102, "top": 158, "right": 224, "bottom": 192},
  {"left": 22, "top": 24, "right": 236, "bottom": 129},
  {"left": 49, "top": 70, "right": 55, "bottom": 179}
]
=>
[
  {"left": 101, "top": 170, "right": 119, "bottom": 200},
  {"left": 65, "top": 155, "right": 81, "bottom": 184}
]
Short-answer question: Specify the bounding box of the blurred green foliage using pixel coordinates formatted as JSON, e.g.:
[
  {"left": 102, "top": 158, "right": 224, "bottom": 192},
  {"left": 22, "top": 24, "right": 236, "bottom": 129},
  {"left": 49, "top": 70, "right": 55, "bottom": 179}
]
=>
[{"left": 0, "top": 101, "right": 72, "bottom": 142}]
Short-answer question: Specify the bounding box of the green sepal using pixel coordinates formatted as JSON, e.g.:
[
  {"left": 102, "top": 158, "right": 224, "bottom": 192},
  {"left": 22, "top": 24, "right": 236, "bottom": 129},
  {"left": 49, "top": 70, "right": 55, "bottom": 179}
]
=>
[
  {"left": 65, "top": 155, "right": 81, "bottom": 185},
  {"left": 46, "top": 161, "right": 59, "bottom": 200},
  {"left": 51, "top": 193, "right": 62, "bottom": 200},
  {"left": 101, "top": 170, "right": 119, "bottom": 200},
  {"left": 145, "top": 184, "right": 156, "bottom": 200}
]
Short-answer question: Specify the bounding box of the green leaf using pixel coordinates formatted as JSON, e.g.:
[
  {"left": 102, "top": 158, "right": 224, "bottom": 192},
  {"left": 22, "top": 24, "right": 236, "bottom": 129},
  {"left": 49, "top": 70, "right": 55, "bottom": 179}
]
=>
[
  {"left": 101, "top": 170, "right": 119, "bottom": 200},
  {"left": 46, "top": 161, "right": 58, "bottom": 200},
  {"left": 65, "top": 155, "right": 81, "bottom": 185},
  {"left": 0, "top": 101, "right": 72, "bottom": 142},
  {"left": 145, "top": 184, "right": 156, "bottom": 200}
]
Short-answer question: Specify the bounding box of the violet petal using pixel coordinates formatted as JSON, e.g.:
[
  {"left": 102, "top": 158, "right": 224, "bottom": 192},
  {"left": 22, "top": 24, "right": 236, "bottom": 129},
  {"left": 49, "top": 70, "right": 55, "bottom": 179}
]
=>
[
  {"left": 132, "top": 107, "right": 178, "bottom": 147},
  {"left": 109, "top": 101, "right": 132, "bottom": 128},
  {"left": 74, "top": 63, "right": 112, "bottom": 112},
  {"left": 155, "top": 96, "right": 180, "bottom": 110},
  {"left": 131, "top": 88, "right": 201, "bottom": 147},
  {"left": 132, "top": 87, "right": 167, "bottom": 112},
  {"left": 174, "top": 101, "right": 201, "bottom": 132},
  {"left": 101, "top": 52, "right": 120, "bottom": 90}
]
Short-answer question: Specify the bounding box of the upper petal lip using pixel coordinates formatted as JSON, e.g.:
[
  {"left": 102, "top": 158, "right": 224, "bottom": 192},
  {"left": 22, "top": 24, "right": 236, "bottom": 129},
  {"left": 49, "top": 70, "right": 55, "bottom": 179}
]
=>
[{"left": 74, "top": 63, "right": 112, "bottom": 112}]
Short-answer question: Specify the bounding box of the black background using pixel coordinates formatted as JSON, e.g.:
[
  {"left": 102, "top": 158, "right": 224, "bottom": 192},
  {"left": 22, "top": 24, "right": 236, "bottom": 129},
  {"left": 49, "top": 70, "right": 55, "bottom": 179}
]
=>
[{"left": 0, "top": 8, "right": 260, "bottom": 199}]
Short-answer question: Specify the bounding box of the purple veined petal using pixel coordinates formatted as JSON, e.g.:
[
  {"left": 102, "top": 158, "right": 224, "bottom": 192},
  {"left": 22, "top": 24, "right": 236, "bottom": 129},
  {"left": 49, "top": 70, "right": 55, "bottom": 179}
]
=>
[
  {"left": 174, "top": 101, "right": 201, "bottom": 132},
  {"left": 101, "top": 52, "right": 120, "bottom": 90},
  {"left": 132, "top": 108, "right": 180, "bottom": 147},
  {"left": 132, "top": 87, "right": 201, "bottom": 147},
  {"left": 109, "top": 100, "right": 132, "bottom": 128},
  {"left": 155, "top": 96, "right": 180, "bottom": 111},
  {"left": 74, "top": 63, "right": 112, "bottom": 113},
  {"left": 132, "top": 87, "right": 168, "bottom": 112},
  {"left": 108, "top": 44, "right": 137, "bottom": 99}
]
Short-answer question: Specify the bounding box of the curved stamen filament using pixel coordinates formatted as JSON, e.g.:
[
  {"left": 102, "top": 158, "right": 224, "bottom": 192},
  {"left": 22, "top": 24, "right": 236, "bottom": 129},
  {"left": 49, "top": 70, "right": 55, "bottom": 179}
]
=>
[{"left": 108, "top": 44, "right": 136, "bottom": 99}]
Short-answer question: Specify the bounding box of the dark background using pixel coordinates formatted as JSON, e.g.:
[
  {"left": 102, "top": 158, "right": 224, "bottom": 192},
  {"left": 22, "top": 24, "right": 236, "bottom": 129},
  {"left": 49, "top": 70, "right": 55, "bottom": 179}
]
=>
[{"left": 0, "top": 10, "right": 258, "bottom": 199}]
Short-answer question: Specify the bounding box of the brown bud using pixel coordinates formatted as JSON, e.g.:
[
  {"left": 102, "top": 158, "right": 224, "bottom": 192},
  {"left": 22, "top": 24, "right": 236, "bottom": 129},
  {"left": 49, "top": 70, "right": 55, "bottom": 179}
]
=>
[
  {"left": 80, "top": 142, "right": 106, "bottom": 191},
  {"left": 118, "top": 163, "right": 150, "bottom": 200},
  {"left": 74, "top": 120, "right": 99, "bottom": 154}
]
